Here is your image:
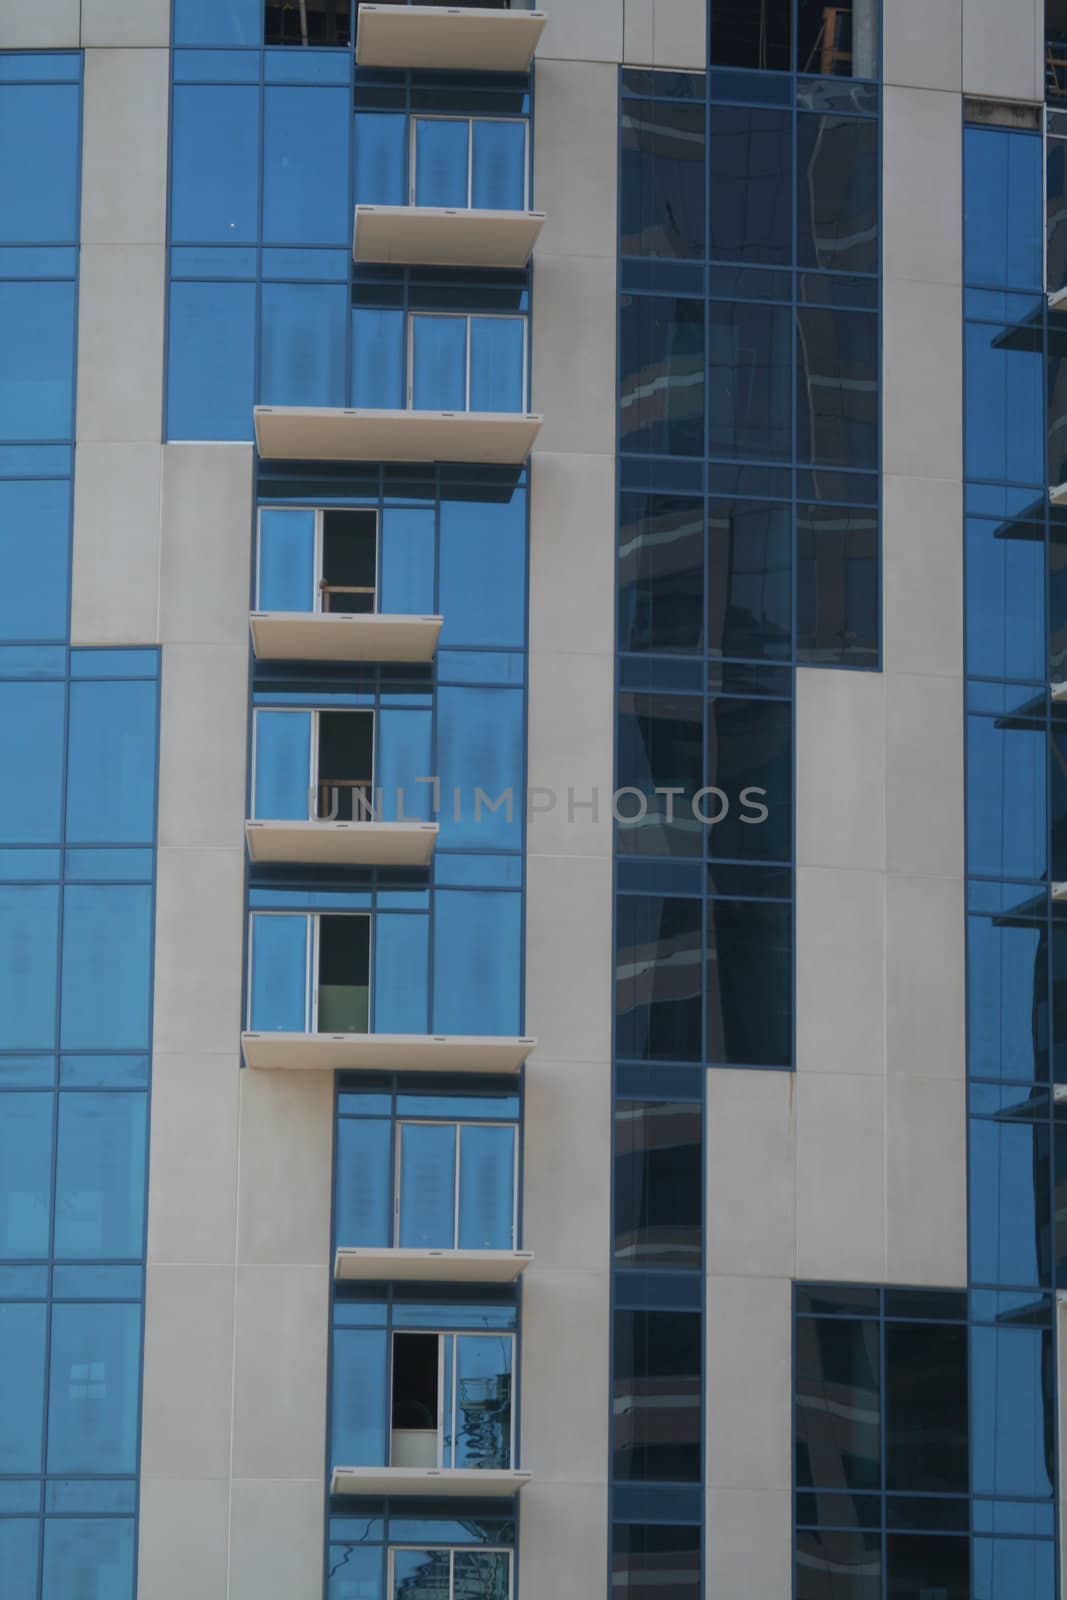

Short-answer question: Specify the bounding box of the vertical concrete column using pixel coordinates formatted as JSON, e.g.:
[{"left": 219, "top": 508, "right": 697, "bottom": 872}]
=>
[
  {"left": 622, "top": 0, "right": 707, "bottom": 69},
  {"left": 963, "top": 0, "right": 1043, "bottom": 103},
  {"left": 522, "top": 43, "right": 620, "bottom": 1597}
]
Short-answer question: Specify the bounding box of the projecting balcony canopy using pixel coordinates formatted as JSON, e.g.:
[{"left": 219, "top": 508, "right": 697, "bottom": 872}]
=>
[
  {"left": 245, "top": 819, "right": 438, "bottom": 868},
  {"left": 334, "top": 1247, "right": 533, "bottom": 1283},
  {"left": 355, "top": 4, "right": 546, "bottom": 73},
  {"left": 241, "top": 1031, "right": 536, "bottom": 1073},
  {"left": 331, "top": 1466, "right": 531, "bottom": 1499},
  {"left": 249, "top": 612, "right": 443, "bottom": 664},
  {"left": 254, "top": 406, "right": 542, "bottom": 465},
  {"left": 354, "top": 205, "right": 544, "bottom": 269}
]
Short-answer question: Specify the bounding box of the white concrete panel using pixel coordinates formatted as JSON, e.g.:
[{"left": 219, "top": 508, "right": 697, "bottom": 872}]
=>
[
  {"left": 524, "top": 1062, "right": 611, "bottom": 1273},
  {"left": 623, "top": 0, "right": 654, "bottom": 64},
  {"left": 886, "top": 874, "right": 965, "bottom": 1081},
  {"left": 0, "top": 0, "right": 79, "bottom": 47},
  {"left": 146, "top": 1055, "right": 239, "bottom": 1265},
  {"left": 707, "top": 1069, "right": 796, "bottom": 1280},
  {"left": 797, "top": 868, "right": 885, "bottom": 1076},
  {"left": 521, "top": 1269, "right": 610, "bottom": 1480},
  {"left": 883, "top": 474, "right": 963, "bottom": 680},
  {"left": 883, "top": 0, "right": 962, "bottom": 91},
  {"left": 883, "top": 87, "right": 963, "bottom": 286},
  {"left": 526, "top": 649, "right": 615, "bottom": 858},
  {"left": 157, "top": 645, "right": 248, "bottom": 850},
  {"left": 81, "top": 0, "right": 171, "bottom": 45},
  {"left": 236, "top": 1068, "right": 334, "bottom": 1267},
  {"left": 228, "top": 1479, "right": 324, "bottom": 1600},
  {"left": 887, "top": 1077, "right": 968, "bottom": 1286},
  {"left": 963, "top": 0, "right": 1042, "bottom": 103},
  {"left": 526, "top": 856, "right": 612, "bottom": 1064},
  {"left": 532, "top": 253, "right": 617, "bottom": 457},
  {"left": 71, "top": 443, "right": 161, "bottom": 645},
  {"left": 796, "top": 667, "right": 884, "bottom": 872},
  {"left": 539, "top": 0, "right": 623, "bottom": 62},
  {"left": 883, "top": 278, "right": 963, "bottom": 482},
  {"left": 138, "top": 1479, "right": 229, "bottom": 1600},
  {"left": 76, "top": 245, "right": 166, "bottom": 445},
  {"left": 159, "top": 444, "right": 254, "bottom": 646},
  {"left": 81, "top": 48, "right": 169, "bottom": 245},
  {"left": 706, "top": 1276, "right": 791, "bottom": 1491},
  {"left": 529, "top": 452, "right": 615, "bottom": 658},
  {"left": 652, "top": 0, "right": 706, "bottom": 67},
  {"left": 152, "top": 848, "right": 245, "bottom": 1057},
  {"left": 884, "top": 672, "right": 964, "bottom": 879},
  {"left": 140, "top": 1265, "right": 235, "bottom": 1480},
  {"left": 706, "top": 1489, "right": 792, "bottom": 1599},
  {"left": 797, "top": 1074, "right": 886, "bottom": 1282},
  {"left": 518, "top": 1483, "right": 608, "bottom": 1596},
  {"left": 533, "top": 61, "right": 619, "bottom": 257},
  {"left": 231, "top": 1266, "right": 329, "bottom": 1479}
]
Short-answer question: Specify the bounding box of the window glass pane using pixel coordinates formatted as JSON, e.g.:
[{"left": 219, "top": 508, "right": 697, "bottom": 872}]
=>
[
  {"left": 965, "top": 516, "right": 1045, "bottom": 681},
  {"left": 454, "top": 1550, "right": 510, "bottom": 1597},
  {"left": 973, "top": 1537, "right": 1055, "bottom": 1600},
  {"left": 622, "top": 100, "right": 705, "bottom": 259},
  {"left": 707, "top": 694, "right": 792, "bottom": 861},
  {"left": 412, "top": 316, "right": 467, "bottom": 411},
  {"left": 965, "top": 127, "right": 1043, "bottom": 290},
  {"left": 171, "top": 85, "right": 260, "bottom": 244},
  {"left": 619, "top": 493, "right": 705, "bottom": 656},
  {"left": 414, "top": 118, "right": 470, "bottom": 208},
  {"left": 66, "top": 680, "right": 158, "bottom": 846},
  {"left": 797, "top": 114, "right": 878, "bottom": 274},
  {"left": 328, "top": 1542, "right": 382, "bottom": 1600},
  {"left": 355, "top": 113, "right": 406, "bottom": 206},
  {"left": 258, "top": 507, "right": 316, "bottom": 612},
  {"left": 797, "top": 502, "right": 879, "bottom": 667},
  {"left": 710, "top": 0, "right": 791, "bottom": 70},
  {"left": 795, "top": 1314, "right": 880, "bottom": 1490},
  {"left": 47, "top": 1303, "right": 140, "bottom": 1473},
  {"left": 620, "top": 295, "right": 705, "bottom": 457},
  {"left": 796, "top": 1528, "right": 881, "bottom": 1600},
  {"left": 469, "top": 317, "right": 524, "bottom": 413},
  {"left": 392, "top": 1548, "right": 448, "bottom": 1597},
  {"left": 612, "top": 1524, "right": 701, "bottom": 1599},
  {"left": 260, "top": 282, "right": 348, "bottom": 407},
  {"left": 264, "top": 87, "right": 351, "bottom": 245},
  {"left": 0, "top": 478, "right": 69, "bottom": 643},
  {"left": 249, "top": 913, "right": 308, "bottom": 1032},
  {"left": 970, "top": 1118, "right": 1050, "bottom": 1287},
  {"left": 796, "top": 307, "right": 878, "bottom": 471},
  {"left": 1048, "top": 136, "right": 1067, "bottom": 297},
  {"left": 885, "top": 1323, "right": 968, "bottom": 1493},
  {"left": 707, "top": 896, "right": 791, "bottom": 1065},
  {"left": 709, "top": 105, "right": 791, "bottom": 266},
  {"left": 451, "top": 1335, "right": 512, "bottom": 1469},
  {"left": 458, "top": 1124, "right": 515, "bottom": 1251},
  {"left": 967, "top": 716, "right": 1046, "bottom": 881},
  {"left": 374, "top": 911, "right": 430, "bottom": 1036},
  {"left": 968, "top": 916, "right": 1048, "bottom": 1083},
  {"left": 376, "top": 707, "right": 433, "bottom": 824},
  {"left": 0, "top": 281, "right": 75, "bottom": 441},
  {"left": 0, "top": 884, "right": 59, "bottom": 1050},
  {"left": 613, "top": 1309, "right": 701, "bottom": 1481},
  {"left": 436, "top": 687, "right": 522, "bottom": 850},
  {"left": 254, "top": 709, "right": 312, "bottom": 821},
  {"left": 432, "top": 890, "right": 521, "bottom": 1036},
  {"left": 439, "top": 488, "right": 526, "bottom": 649},
  {"left": 885, "top": 1534, "right": 968, "bottom": 1600},
  {"left": 167, "top": 281, "right": 257, "bottom": 441},
  {"left": 616, "top": 894, "right": 702, "bottom": 1062},
  {"left": 60, "top": 885, "right": 152, "bottom": 1052},
  {"left": 965, "top": 321, "right": 1044, "bottom": 486},
  {"left": 0, "top": 681, "right": 65, "bottom": 844},
  {"left": 53, "top": 1094, "right": 147, "bottom": 1261},
  {"left": 617, "top": 694, "right": 704, "bottom": 858},
  {"left": 399, "top": 1123, "right": 457, "bottom": 1249},
  {"left": 379, "top": 506, "right": 435, "bottom": 615},
  {"left": 335, "top": 1117, "right": 392, "bottom": 1249},
  {"left": 332, "top": 1328, "right": 389, "bottom": 1465},
  {"left": 0, "top": 1303, "right": 46, "bottom": 1470},
  {"left": 0, "top": 83, "right": 80, "bottom": 244},
  {"left": 614, "top": 1101, "right": 702, "bottom": 1269},
  {"left": 709, "top": 301, "right": 791, "bottom": 461},
  {"left": 0, "top": 1520, "right": 38, "bottom": 1596},
  {"left": 971, "top": 1325, "right": 1054, "bottom": 1498},
  {"left": 472, "top": 121, "right": 526, "bottom": 211},
  {"left": 0, "top": 1092, "right": 52, "bottom": 1258},
  {"left": 173, "top": 0, "right": 262, "bottom": 44},
  {"left": 351, "top": 307, "right": 405, "bottom": 410}
]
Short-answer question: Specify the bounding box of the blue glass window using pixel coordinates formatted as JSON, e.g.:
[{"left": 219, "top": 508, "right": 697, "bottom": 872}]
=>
[
  {"left": 620, "top": 295, "right": 705, "bottom": 457},
  {"left": 0, "top": 479, "right": 71, "bottom": 642},
  {"left": 796, "top": 113, "right": 879, "bottom": 275},
  {"left": 41, "top": 1517, "right": 134, "bottom": 1599},
  {"left": 173, "top": 0, "right": 262, "bottom": 45},
  {"left": 167, "top": 281, "right": 257, "bottom": 442},
  {"left": 0, "top": 884, "right": 59, "bottom": 1050},
  {"left": 354, "top": 113, "right": 406, "bottom": 206},
  {"left": 457, "top": 1124, "right": 515, "bottom": 1250},
  {"left": 0, "top": 681, "right": 65, "bottom": 844},
  {"left": 436, "top": 687, "right": 523, "bottom": 850},
  {"left": 709, "top": 300, "right": 791, "bottom": 461},
  {"left": 414, "top": 118, "right": 470, "bottom": 208},
  {"left": 970, "top": 1326, "right": 1054, "bottom": 1497},
  {"left": 0, "top": 84, "right": 80, "bottom": 244},
  {"left": 411, "top": 315, "right": 467, "bottom": 411},
  {"left": 432, "top": 890, "right": 521, "bottom": 1036},
  {"left": 59, "top": 885, "right": 153, "bottom": 1052},
  {"left": 708, "top": 105, "right": 791, "bottom": 266},
  {"left": 253, "top": 710, "right": 312, "bottom": 820},
  {"left": 47, "top": 1303, "right": 140, "bottom": 1473},
  {"left": 65, "top": 680, "right": 158, "bottom": 846},
  {"left": 0, "top": 1093, "right": 52, "bottom": 1258},
  {"left": 399, "top": 1123, "right": 456, "bottom": 1249},
  {"left": 438, "top": 489, "right": 526, "bottom": 649},
  {"left": 964, "top": 127, "right": 1043, "bottom": 291},
  {"left": 263, "top": 87, "right": 351, "bottom": 246},
  {"left": 0, "top": 282, "right": 75, "bottom": 441},
  {"left": 332, "top": 1328, "right": 389, "bottom": 1465},
  {"left": 968, "top": 916, "right": 1048, "bottom": 1083},
  {"left": 472, "top": 121, "right": 526, "bottom": 211},
  {"left": 260, "top": 281, "right": 348, "bottom": 408},
  {"left": 334, "top": 1118, "right": 391, "bottom": 1247},
  {"left": 969, "top": 1117, "right": 1050, "bottom": 1288},
  {"left": 372, "top": 910, "right": 429, "bottom": 1033},
  {"left": 0, "top": 1303, "right": 47, "bottom": 1470},
  {"left": 248, "top": 913, "right": 310, "bottom": 1032},
  {"left": 622, "top": 99, "right": 705, "bottom": 260},
  {"left": 616, "top": 895, "right": 702, "bottom": 1062},
  {"left": 170, "top": 86, "right": 260, "bottom": 244},
  {"left": 470, "top": 318, "right": 525, "bottom": 412},
  {"left": 53, "top": 1095, "right": 147, "bottom": 1261},
  {"left": 966, "top": 715, "right": 1046, "bottom": 881},
  {"left": 378, "top": 506, "right": 435, "bottom": 616},
  {"left": 0, "top": 1520, "right": 38, "bottom": 1595},
  {"left": 796, "top": 307, "right": 879, "bottom": 471},
  {"left": 257, "top": 507, "right": 316, "bottom": 612},
  {"left": 351, "top": 307, "right": 405, "bottom": 410},
  {"left": 966, "top": 516, "right": 1045, "bottom": 682},
  {"left": 965, "top": 321, "right": 1044, "bottom": 486}
]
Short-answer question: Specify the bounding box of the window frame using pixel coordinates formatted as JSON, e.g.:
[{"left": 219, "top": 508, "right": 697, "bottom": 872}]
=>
[
  {"left": 245, "top": 909, "right": 373, "bottom": 1033},
  {"left": 408, "top": 113, "right": 530, "bottom": 211},
  {"left": 394, "top": 1117, "right": 519, "bottom": 1250},
  {"left": 386, "top": 1544, "right": 514, "bottom": 1599},
  {"left": 388, "top": 1328, "right": 517, "bottom": 1469},
  {"left": 254, "top": 505, "right": 382, "bottom": 616},
  {"left": 406, "top": 310, "right": 529, "bottom": 413},
  {"left": 249, "top": 706, "right": 376, "bottom": 822}
]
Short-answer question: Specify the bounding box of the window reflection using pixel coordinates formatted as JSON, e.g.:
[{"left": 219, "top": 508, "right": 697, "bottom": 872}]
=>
[
  {"left": 709, "top": 300, "right": 792, "bottom": 461},
  {"left": 618, "top": 494, "right": 705, "bottom": 655},
  {"left": 797, "top": 501, "right": 878, "bottom": 666},
  {"left": 796, "top": 306, "right": 878, "bottom": 470},
  {"left": 611, "top": 1524, "right": 700, "bottom": 1598},
  {"left": 795, "top": 1314, "right": 881, "bottom": 1492},
  {"left": 615, "top": 894, "right": 702, "bottom": 1061},
  {"left": 708, "top": 498, "right": 793, "bottom": 660},
  {"left": 706, "top": 896, "right": 792, "bottom": 1066},
  {"left": 708, "top": 106, "right": 792, "bottom": 267},
  {"left": 617, "top": 694, "right": 704, "bottom": 858},
  {"left": 621, "top": 101, "right": 705, "bottom": 260},
  {"left": 620, "top": 295, "right": 705, "bottom": 457},
  {"left": 796, "top": 1528, "right": 881, "bottom": 1600},
  {"left": 885, "top": 1324, "right": 968, "bottom": 1494},
  {"left": 614, "top": 1101, "right": 703, "bottom": 1269},
  {"left": 797, "top": 114, "right": 878, "bottom": 274},
  {"left": 967, "top": 914, "right": 1049, "bottom": 1084},
  {"left": 612, "top": 1309, "right": 701, "bottom": 1481}
]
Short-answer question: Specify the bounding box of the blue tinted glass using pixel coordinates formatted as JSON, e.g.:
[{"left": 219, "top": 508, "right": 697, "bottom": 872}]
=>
[
  {"left": 0, "top": 884, "right": 59, "bottom": 1049},
  {"left": 171, "top": 245, "right": 257, "bottom": 278},
  {"left": 262, "top": 248, "right": 349, "bottom": 282},
  {"left": 432, "top": 890, "right": 521, "bottom": 1035},
  {"left": 414, "top": 119, "right": 470, "bottom": 207},
  {"left": 351, "top": 308, "right": 405, "bottom": 410},
  {"left": 965, "top": 518, "right": 1044, "bottom": 681},
  {"left": 966, "top": 716, "right": 1046, "bottom": 880},
  {"left": 168, "top": 281, "right": 257, "bottom": 441},
  {"left": 378, "top": 507, "right": 435, "bottom": 615},
  {"left": 0, "top": 681, "right": 65, "bottom": 844},
  {"left": 52, "top": 1265, "right": 142, "bottom": 1299},
  {"left": 373, "top": 910, "right": 430, "bottom": 1033},
  {"left": 249, "top": 913, "right": 309, "bottom": 1031},
  {"left": 260, "top": 282, "right": 348, "bottom": 407},
  {"left": 969, "top": 1119, "right": 1047, "bottom": 1287},
  {"left": 60, "top": 1056, "right": 149, "bottom": 1089},
  {"left": 0, "top": 1093, "right": 52, "bottom": 1257},
  {"left": 263, "top": 87, "right": 351, "bottom": 245},
  {"left": 354, "top": 113, "right": 407, "bottom": 206},
  {"left": 436, "top": 688, "right": 522, "bottom": 850},
  {"left": 0, "top": 479, "right": 70, "bottom": 642},
  {"left": 264, "top": 48, "right": 350, "bottom": 85},
  {"left": 0, "top": 1519, "right": 38, "bottom": 1594},
  {"left": 438, "top": 491, "right": 525, "bottom": 649},
  {"left": 70, "top": 649, "right": 158, "bottom": 679},
  {"left": 965, "top": 323, "right": 1044, "bottom": 486},
  {"left": 47, "top": 1304, "right": 140, "bottom": 1473},
  {"left": 451, "top": 1334, "right": 512, "bottom": 1468},
  {"left": 59, "top": 886, "right": 153, "bottom": 1052},
  {"left": 64, "top": 849, "right": 153, "bottom": 882},
  {"left": 258, "top": 508, "right": 316, "bottom": 611},
  {"left": 971, "top": 1326, "right": 1054, "bottom": 1497},
  {"left": 0, "top": 282, "right": 75, "bottom": 440},
  {"left": 332, "top": 1328, "right": 388, "bottom": 1465},
  {"left": 173, "top": 0, "right": 262, "bottom": 44},
  {"left": 622, "top": 295, "right": 706, "bottom": 457},
  {"left": 965, "top": 127, "right": 1043, "bottom": 290},
  {"left": 173, "top": 49, "right": 261, "bottom": 84},
  {"left": 458, "top": 1124, "right": 515, "bottom": 1251},
  {"left": 254, "top": 710, "right": 312, "bottom": 820},
  {"left": 170, "top": 86, "right": 260, "bottom": 244},
  {"left": 66, "top": 681, "right": 158, "bottom": 846},
  {"left": 327, "top": 1543, "right": 382, "bottom": 1600},
  {"left": 471, "top": 121, "right": 526, "bottom": 211},
  {"left": 795, "top": 307, "right": 879, "bottom": 471},
  {"left": 973, "top": 1538, "right": 1055, "bottom": 1600},
  {"left": 335, "top": 1117, "right": 391, "bottom": 1247},
  {"left": 968, "top": 917, "right": 1047, "bottom": 1083},
  {"left": 376, "top": 707, "right": 433, "bottom": 823},
  {"left": 53, "top": 1094, "right": 147, "bottom": 1260},
  {"left": 41, "top": 1516, "right": 134, "bottom": 1600},
  {"left": 0, "top": 1304, "right": 47, "bottom": 1471},
  {"left": 469, "top": 318, "right": 524, "bottom": 412},
  {"left": 399, "top": 1123, "right": 456, "bottom": 1248},
  {"left": 0, "top": 84, "right": 79, "bottom": 243},
  {"left": 412, "top": 316, "right": 467, "bottom": 411}
]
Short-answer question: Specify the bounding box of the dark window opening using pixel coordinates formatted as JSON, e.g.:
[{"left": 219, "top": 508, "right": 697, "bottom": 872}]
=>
[
  {"left": 265, "top": 0, "right": 351, "bottom": 46},
  {"left": 321, "top": 508, "right": 377, "bottom": 616},
  {"left": 796, "top": 1, "right": 880, "bottom": 78},
  {"left": 710, "top": 0, "right": 792, "bottom": 72},
  {"left": 317, "top": 711, "right": 374, "bottom": 822},
  {"left": 317, "top": 914, "right": 370, "bottom": 1034},
  {"left": 392, "top": 1332, "right": 439, "bottom": 1433}
]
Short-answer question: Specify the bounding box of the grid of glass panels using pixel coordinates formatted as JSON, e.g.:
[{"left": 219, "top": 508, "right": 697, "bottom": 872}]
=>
[{"left": 327, "top": 1508, "right": 516, "bottom": 1600}]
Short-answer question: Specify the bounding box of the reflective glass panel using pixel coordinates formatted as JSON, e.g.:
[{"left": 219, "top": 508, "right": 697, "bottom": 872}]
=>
[
  {"left": 53, "top": 1094, "right": 147, "bottom": 1260},
  {"left": 46, "top": 1303, "right": 140, "bottom": 1473},
  {"left": 710, "top": 0, "right": 791, "bottom": 71},
  {"left": 438, "top": 488, "right": 526, "bottom": 649},
  {"left": 173, "top": 0, "right": 262, "bottom": 44},
  {"left": 709, "top": 301, "right": 792, "bottom": 461},
  {"left": 797, "top": 502, "right": 879, "bottom": 667},
  {"left": 0, "top": 681, "right": 65, "bottom": 844},
  {"left": 263, "top": 87, "right": 351, "bottom": 245},
  {"left": 450, "top": 1335, "right": 512, "bottom": 1469},
  {"left": 469, "top": 318, "right": 524, "bottom": 413},
  {"left": 965, "top": 516, "right": 1045, "bottom": 682},
  {"left": 373, "top": 910, "right": 430, "bottom": 1035},
  {"left": 971, "top": 1325, "right": 1055, "bottom": 1498},
  {"left": 797, "top": 114, "right": 878, "bottom": 274},
  {"left": 41, "top": 1517, "right": 134, "bottom": 1600},
  {"left": 615, "top": 894, "right": 702, "bottom": 1061},
  {"left": 332, "top": 1328, "right": 389, "bottom": 1466},
  {"left": 617, "top": 693, "right": 704, "bottom": 858},
  {"left": 0, "top": 1092, "right": 52, "bottom": 1258},
  {"left": 0, "top": 479, "right": 70, "bottom": 643},
  {"left": 435, "top": 687, "right": 523, "bottom": 850},
  {"left": 432, "top": 890, "right": 521, "bottom": 1037},
  {"left": 65, "top": 680, "right": 158, "bottom": 846},
  {"left": 167, "top": 281, "right": 257, "bottom": 442},
  {"left": 249, "top": 913, "right": 309, "bottom": 1032},
  {"left": 965, "top": 126, "right": 1043, "bottom": 291},
  {"left": 0, "top": 1520, "right": 38, "bottom": 1596},
  {"left": 471, "top": 121, "right": 526, "bottom": 211},
  {"left": 454, "top": 1550, "right": 510, "bottom": 1599},
  {"left": 706, "top": 694, "right": 792, "bottom": 861},
  {"left": 60, "top": 885, "right": 153, "bottom": 1052},
  {"left": 613, "top": 1310, "right": 701, "bottom": 1481},
  {"left": 0, "top": 83, "right": 80, "bottom": 244},
  {"left": 795, "top": 1314, "right": 880, "bottom": 1490},
  {"left": 620, "top": 295, "right": 705, "bottom": 457},
  {"left": 258, "top": 507, "right": 316, "bottom": 612},
  {"left": 611, "top": 1523, "right": 701, "bottom": 1599},
  {"left": 708, "top": 497, "right": 792, "bottom": 660},
  {"left": 260, "top": 282, "right": 348, "bottom": 408},
  {"left": 254, "top": 709, "right": 312, "bottom": 821},
  {"left": 399, "top": 1123, "right": 457, "bottom": 1250},
  {"left": 707, "top": 896, "right": 791, "bottom": 1066},
  {"left": 0, "top": 884, "right": 59, "bottom": 1050},
  {"left": 170, "top": 86, "right": 260, "bottom": 244},
  {"left": 457, "top": 1124, "right": 515, "bottom": 1251},
  {"left": 885, "top": 1323, "right": 968, "bottom": 1493},
  {"left": 414, "top": 118, "right": 470, "bottom": 208},
  {"left": 0, "top": 1303, "right": 46, "bottom": 1471},
  {"left": 411, "top": 316, "right": 467, "bottom": 412},
  {"left": 885, "top": 1535, "right": 968, "bottom": 1600},
  {"left": 379, "top": 506, "right": 435, "bottom": 616},
  {"left": 619, "top": 494, "right": 705, "bottom": 655},
  {"left": 0, "top": 281, "right": 75, "bottom": 441},
  {"left": 965, "top": 320, "right": 1044, "bottom": 486},
  {"left": 351, "top": 307, "right": 405, "bottom": 410},
  {"left": 966, "top": 715, "right": 1046, "bottom": 881},
  {"left": 973, "top": 1537, "right": 1055, "bottom": 1600},
  {"left": 354, "top": 113, "right": 407, "bottom": 206},
  {"left": 796, "top": 307, "right": 879, "bottom": 470},
  {"left": 970, "top": 1116, "right": 1051, "bottom": 1287},
  {"left": 334, "top": 1116, "right": 391, "bottom": 1248},
  {"left": 622, "top": 100, "right": 705, "bottom": 260},
  {"left": 708, "top": 105, "right": 791, "bottom": 266},
  {"left": 614, "top": 1101, "right": 702, "bottom": 1269},
  {"left": 968, "top": 915, "right": 1048, "bottom": 1083}
]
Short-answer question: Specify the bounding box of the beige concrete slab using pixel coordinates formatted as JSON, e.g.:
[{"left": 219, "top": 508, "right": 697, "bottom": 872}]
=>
[
  {"left": 334, "top": 1247, "right": 533, "bottom": 1283},
  {"left": 331, "top": 1466, "right": 530, "bottom": 1497},
  {"left": 250, "top": 611, "right": 442, "bottom": 663},
  {"left": 354, "top": 205, "right": 544, "bottom": 269},
  {"left": 254, "top": 406, "right": 542, "bottom": 465},
  {"left": 241, "top": 1031, "right": 536, "bottom": 1073},
  {"left": 245, "top": 819, "right": 438, "bottom": 867},
  {"left": 356, "top": 4, "right": 545, "bottom": 70}
]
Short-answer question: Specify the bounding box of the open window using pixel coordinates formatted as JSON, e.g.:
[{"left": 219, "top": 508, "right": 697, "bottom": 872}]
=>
[
  {"left": 264, "top": 0, "right": 351, "bottom": 45},
  {"left": 388, "top": 1548, "right": 512, "bottom": 1598},
  {"left": 251, "top": 709, "right": 375, "bottom": 824},
  {"left": 396, "top": 1120, "right": 518, "bottom": 1250},
  {"left": 390, "top": 1331, "right": 514, "bottom": 1470},
  {"left": 256, "top": 507, "right": 378, "bottom": 617},
  {"left": 247, "top": 912, "right": 370, "bottom": 1035}
]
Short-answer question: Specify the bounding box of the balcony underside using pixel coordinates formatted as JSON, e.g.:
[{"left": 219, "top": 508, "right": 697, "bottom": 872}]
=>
[
  {"left": 355, "top": 4, "right": 546, "bottom": 72},
  {"left": 334, "top": 1247, "right": 533, "bottom": 1283},
  {"left": 254, "top": 406, "right": 542, "bottom": 465},
  {"left": 241, "top": 1031, "right": 536, "bottom": 1072},
  {"left": 245, "top": 819, "right": 439, "bottom": 867},
  {"left": 331, "top": 1465, "right": 531, "bottom": 1498},
  {"left": 249, "top": 611, "right": 443, "bottom": 663},
  {"left": 354, "top": 205, "right": 544, "bottom": 268}
]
